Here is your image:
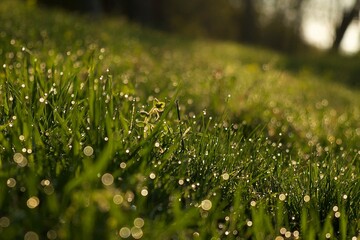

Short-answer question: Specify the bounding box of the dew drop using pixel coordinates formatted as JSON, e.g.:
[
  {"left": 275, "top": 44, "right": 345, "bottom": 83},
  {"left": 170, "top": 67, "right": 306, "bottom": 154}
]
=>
[
  {"left": 131, "top": 227, "right": 143, "bottom": 239},
  {"left": 101, "top": 173, "right": 114, "bottom": 186},
  {"left": 6, "top": 178, "right": 16, "bottom": 188},
  {"left": 0, "top": 217, "right": 10, "bottom": 228},
  {"left": 83, "top": 146, "right": 94, "bottom": 156},
  {"left": 113, "top": 194, "right": 124, "bottom": 205},
  {"left": 221, "top": 173, "right": 230, "bottom": 180},
  {"left": 149, "top": 173, "right": 156, "bottom": 179},
  {"left": 27, "top": 196, "right": 40, "bottom": 209},
  {"left": 24, "top": 231, "right": 39, "bottom": 240},
  {"left": 46, "top": 230, "right": 57, "bottom": 240},
  {"left": 279, "top": 193, "right": 286, "bottom": 201},
  {"left": 119, "top": 227, "right": 131, "bottom": 238},
  {"left": 134, "top": 218, "right": 144, "bottom": 228},
  {"left": 246, "top": 220, "right": 253, "bottom": 227},
  {"left": 140, "top": 189, "right": 148, "bottom": 197},
  {"left": 120, "top": 162, "right": 127, "bottom": 169},
  {"left": 201, "top": 199, "right": 212, "bottom": 211},
  {"left": 304, "top": 195, "right": 310, "bottom": 202}
]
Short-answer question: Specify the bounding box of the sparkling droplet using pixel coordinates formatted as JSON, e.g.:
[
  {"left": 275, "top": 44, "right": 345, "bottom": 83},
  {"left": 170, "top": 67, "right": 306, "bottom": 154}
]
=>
[
  {"left": 131, "top": 227, "right": 143, "bottom": 239},
  {"left": 47, "top": 230, "right": 57, "bottom": 240},
  {"left": 134, "top": 218, "right": 144, "bottom": 228},
  {"left": 279, "top": 193, "right": 286, "bottom": 201},
  {"left": 119, "top": 227, "right": 131, "bottom": 238},
  {"left": 83, "top": 146, "right": 94, "bottom": 156},
  {"left": 221, "top": 173, "right": 229, "bottom": 180},
  {"left": 201, "top": 199, "right": 212, "bottom": 211},
  {"left": 27, "top": 196, "right": 40, "bottom": 209},
  {"left": 140, "top": 189, "right": 148, "bottom": 197},
  {"left": 24, "top": 231, "right": 39, "bottom": 240},
  {"left": 101, "top": 173, "right": 114, "bottom": 186},
  {"left": 0, "top": 217, "right": 10, "bottom": 228},
  {"left": 304, "top": 195, "right": 310, "bottom": 202},
  {"left": 6, "top": 178, "right": 16, "bottom": 188},
  {"left": 113, "top": 195, "right": 124, "bottom": 205}
]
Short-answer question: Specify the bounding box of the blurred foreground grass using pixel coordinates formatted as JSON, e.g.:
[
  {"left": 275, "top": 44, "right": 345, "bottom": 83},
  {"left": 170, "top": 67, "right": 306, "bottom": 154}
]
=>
[{"left": 0, "top": 0, "right": 359, "bottom": 239}]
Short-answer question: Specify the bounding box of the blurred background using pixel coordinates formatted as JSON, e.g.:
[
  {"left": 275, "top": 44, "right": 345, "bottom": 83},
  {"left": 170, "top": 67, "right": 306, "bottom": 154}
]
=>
[{"left": 27, "top": 0, "right": 360, "bottom": 54}]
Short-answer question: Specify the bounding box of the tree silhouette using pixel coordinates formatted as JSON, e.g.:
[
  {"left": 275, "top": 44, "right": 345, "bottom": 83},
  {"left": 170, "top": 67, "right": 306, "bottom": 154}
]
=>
[{"left": 332, "top": 0, "right": 360, "bottom": 51}]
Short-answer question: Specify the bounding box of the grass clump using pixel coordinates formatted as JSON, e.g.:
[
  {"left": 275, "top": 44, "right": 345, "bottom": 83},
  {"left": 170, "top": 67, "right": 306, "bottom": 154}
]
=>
[{"left": 0, "top": 0, "right": 359, "bottom": 239}]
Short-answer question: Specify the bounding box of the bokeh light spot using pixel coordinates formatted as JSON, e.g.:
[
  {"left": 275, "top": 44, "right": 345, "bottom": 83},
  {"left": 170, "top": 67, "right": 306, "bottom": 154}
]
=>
[
  {"left": 201, "top": 199, "right": 212, "bottom": 211},
  {"left": 221, "top": 173, "right": 229, "bottom": 180},
  {"left": 120, "top": 162, "right": 127, "bottom": 169},
  {"left": 131, "top": 227, "right": 143, "bottom": 239},
  {"left": 113, "top": 194, "right": 124, "bottom": 205},
  {"left": 24, "top": 231, "right": 39, "bottom": 240},
  {"left": 0, "top": 217, "right": 10, "bottom": 228},
  {"left": 6, "top": 178, "right": 16, "bottom": 188},
  {"left": 134, "top": 218, "right": 144, "bottom": 228},
  {"left": 101, "top": 173, "right": 114, "bottom": 186},
  {"left": 47, "top": 230, "right": 57, "bottom": 240},
  {"left": 27, "top": 196, "right": 40, "bottom": 209},
  {"left": 119, "top": 227, "right": 131, "bottom": 238},
  {"left": 140, "top": 189, "right": 148, "bottom": 197},
  {"left": 279, "top": 193, "right": 286, "bottom": 201},
  {"left": 83, "top": 146, "right": 94, "bottom": 156}
]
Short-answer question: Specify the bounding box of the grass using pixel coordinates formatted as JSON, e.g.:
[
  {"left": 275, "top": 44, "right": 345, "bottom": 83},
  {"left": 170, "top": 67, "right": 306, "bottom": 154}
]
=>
[{"left": 0, "top": 0, "right": 359, "bottom": 239}]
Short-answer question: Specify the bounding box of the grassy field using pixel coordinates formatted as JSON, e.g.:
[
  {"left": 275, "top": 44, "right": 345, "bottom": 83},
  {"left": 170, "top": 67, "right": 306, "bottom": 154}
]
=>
[{"left": 0, "top": 0, "right": 359, "bottom": 239}]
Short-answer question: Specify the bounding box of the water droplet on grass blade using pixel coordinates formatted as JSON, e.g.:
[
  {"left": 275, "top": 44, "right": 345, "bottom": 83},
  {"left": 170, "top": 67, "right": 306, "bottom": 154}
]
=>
[
  {"left": 221, "top": 173, "right": 229, "bottom": 180},
  {"left": 46, "top": 230, "right": 57, "bottom": 240},
  {"left": 27, "top": 196, "right": 40, "bottom": 209},
  {"left": 119, "top": 227, "right": 131, "bottom": 238},
  {"left": 131, "top": 227, "right": 143, "bottom": 239},
  {"left": 113, "top": 195, "right": 123, "bottom": 205},
  {"left": 303, "top": 195, "right": 310, "bottom": 202},
  {"left": 83, "top": 146, "right": 94, "bottom": 156},
  {"left": 140, "top": 189, "right": 148, "bottom": 196},
  {"left": 246, "top": 220, "right": 253, "bottom": 227},
  {"left": 279, "top": 193, "right": 286, "bottom": 201},
  {"left": 6, "top": 178, "right": 16, "bottom": 188},
  {"left": 134, "top": 218, "right": 144, "bottom": 228},
  {"left": 101, "top": 173, "right": 114, "bottom": 186},
  {"left": 201, "top": 199, "right": 212, "bottom": 211},
  {"left": 0, "top": 217, "right": 10, "bottom": 228},
  {"left": 24, "top": 231, "right": 39, "bottom": 240}
]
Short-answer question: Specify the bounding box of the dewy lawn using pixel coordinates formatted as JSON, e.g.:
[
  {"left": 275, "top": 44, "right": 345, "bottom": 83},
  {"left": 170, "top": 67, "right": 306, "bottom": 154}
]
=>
[{"left": 0, "top": 0, "right": 359, "bottom": 239}]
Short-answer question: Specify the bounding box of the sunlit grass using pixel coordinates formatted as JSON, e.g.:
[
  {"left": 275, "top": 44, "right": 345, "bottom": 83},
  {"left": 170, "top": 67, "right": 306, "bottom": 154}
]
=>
[{"left": 0, "top": 0, "right": 359, "bottom": 239}]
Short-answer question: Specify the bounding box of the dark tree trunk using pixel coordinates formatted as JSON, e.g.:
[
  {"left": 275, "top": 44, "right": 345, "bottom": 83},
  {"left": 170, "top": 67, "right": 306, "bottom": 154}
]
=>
[
  {"left": 240, "top": 0, "right": 258, "bottom": 43},
  {"left": 332, "top": 0, "right": 360, "bottom": 51}
]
